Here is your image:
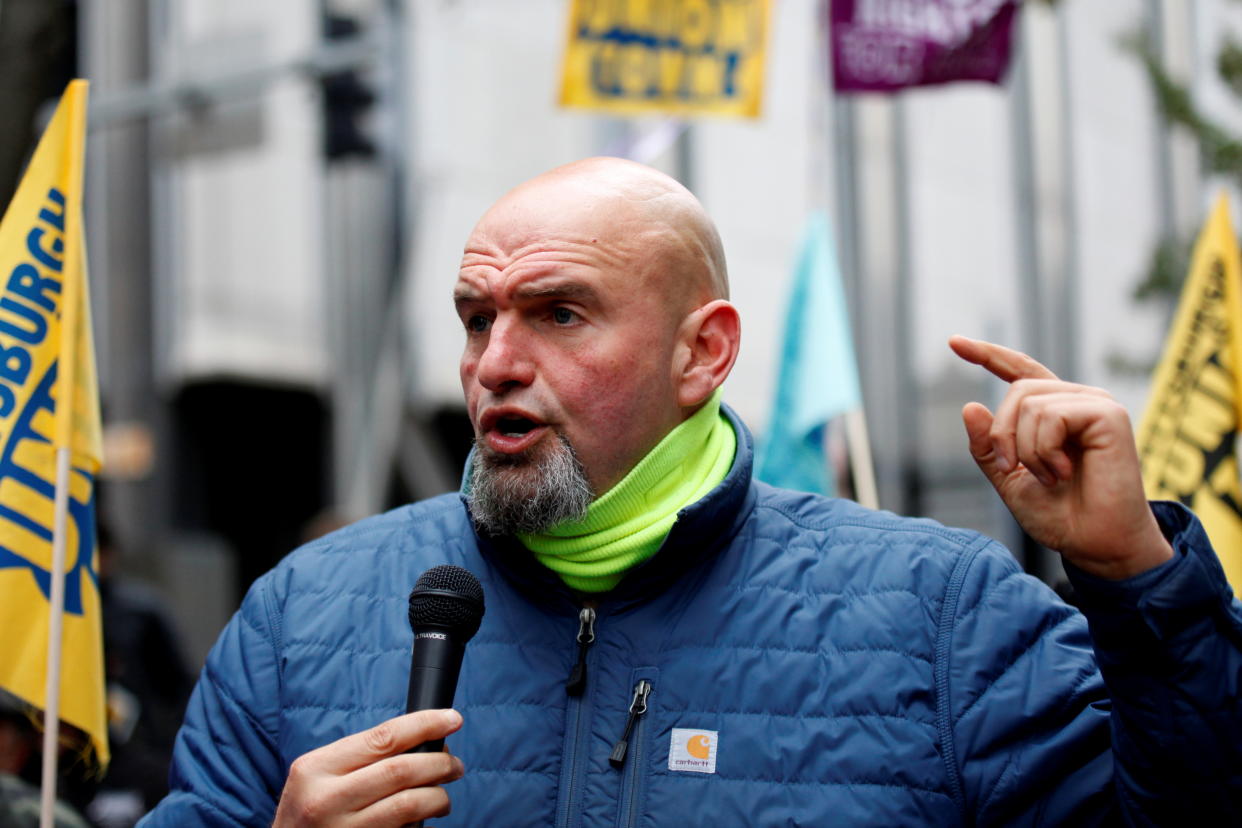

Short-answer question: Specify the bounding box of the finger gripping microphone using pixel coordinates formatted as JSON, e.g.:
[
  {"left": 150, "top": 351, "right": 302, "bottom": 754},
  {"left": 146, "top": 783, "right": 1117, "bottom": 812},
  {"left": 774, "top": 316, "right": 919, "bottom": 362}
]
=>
[{"left": 405, "top": 565, "right": 485, "bottom": 754}]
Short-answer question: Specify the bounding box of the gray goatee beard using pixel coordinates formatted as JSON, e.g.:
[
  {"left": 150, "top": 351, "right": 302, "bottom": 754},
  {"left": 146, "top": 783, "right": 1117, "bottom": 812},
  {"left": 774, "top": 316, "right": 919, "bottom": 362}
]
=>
[{"left": 467, "top": 431, "right": 593, "bottom": 536}]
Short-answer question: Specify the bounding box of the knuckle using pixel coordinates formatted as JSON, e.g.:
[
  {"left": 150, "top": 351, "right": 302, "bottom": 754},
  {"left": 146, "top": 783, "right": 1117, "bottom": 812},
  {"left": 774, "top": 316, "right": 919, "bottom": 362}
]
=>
[
  {"left": 1108, "top": 408, "right": 1133, "bottom": 431},
  {"left": 381, "top": 757, "right": 411, "bottom": 789},
  {"left": 425, "top": 786, "right": 453, "bottom": 818},
  {"left": 380, "top": 796, "right": 409, "bottom": 825},
  {"left": 440, "top": 752, "right": 464, "bottom": 780},
  {"left": 1103, "top": 398, "right": 1127, "bottom": 418},
  {"left": 388, "top": 786, "right": 451, "bottom": 822},
  {"left": 296, "top": 793, "right": 327, "bottom": 824},
  {"left": 288, "top": 753, "right": 316, "bottom": 780},
  {"left": 365, "top": 722, "right": 398, "bottom": 754}
]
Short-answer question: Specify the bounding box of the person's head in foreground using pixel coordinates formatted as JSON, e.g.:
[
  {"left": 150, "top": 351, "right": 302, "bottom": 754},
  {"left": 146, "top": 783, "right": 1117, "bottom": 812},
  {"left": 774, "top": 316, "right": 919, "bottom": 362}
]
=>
[{"left": 455, "top": 156, "right": 741, "bottom": 536}]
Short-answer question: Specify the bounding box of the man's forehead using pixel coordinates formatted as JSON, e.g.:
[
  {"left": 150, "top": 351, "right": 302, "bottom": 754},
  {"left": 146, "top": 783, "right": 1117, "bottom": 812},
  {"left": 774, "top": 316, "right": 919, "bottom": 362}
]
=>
[
  {"left": 455, "top": 158, "right": 726, "bottom": 304},
  {"left": 454, "top": 228, "right": 639, "bottom": 299},
  {"left": 457, "top": 188, "right": 653, "bottom": 287},
  {"left": 452, "top": 267, "right": 604, "bottom": 304}
]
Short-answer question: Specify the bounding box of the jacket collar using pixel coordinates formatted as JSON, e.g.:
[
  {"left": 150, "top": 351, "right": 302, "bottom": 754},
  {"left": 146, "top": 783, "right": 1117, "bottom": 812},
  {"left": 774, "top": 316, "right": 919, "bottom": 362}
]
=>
[{"left": 459, "top": 403, "right": 758, "bottom": 611}]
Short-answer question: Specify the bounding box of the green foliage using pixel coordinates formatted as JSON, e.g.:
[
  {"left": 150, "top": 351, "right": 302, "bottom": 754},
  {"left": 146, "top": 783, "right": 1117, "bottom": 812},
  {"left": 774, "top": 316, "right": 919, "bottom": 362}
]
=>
[
  {"left": 1121, "top": 25, "right": 1242, "bottom": 318},
  {"left": 1122, "top": 28, "right": 1242, "bottom": 184},
  {"left": 1218, "top": 38, "right": 1242, "bottom": 98},
  {"left": 1114, "top": 235, "right": 1188, "bottom": 377},
  {"left": 1132, "top": 235, "right": 1194, "bottom": 302}
]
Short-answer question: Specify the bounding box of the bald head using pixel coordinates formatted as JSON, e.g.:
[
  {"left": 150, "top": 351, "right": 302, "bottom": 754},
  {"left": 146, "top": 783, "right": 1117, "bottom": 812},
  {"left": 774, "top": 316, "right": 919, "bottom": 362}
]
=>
[
  {"left": 455, "top": 156, "right": 742, "bottom": 497},
  {"left": 471, "top": 157, "right": 729, "bottom": 306}
]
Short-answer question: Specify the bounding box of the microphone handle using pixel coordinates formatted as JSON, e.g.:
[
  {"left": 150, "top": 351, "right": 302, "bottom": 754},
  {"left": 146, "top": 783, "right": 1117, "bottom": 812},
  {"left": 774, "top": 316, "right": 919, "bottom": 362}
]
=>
[{"left": 405, "top": 633, "right": 466, "bottom": 754}]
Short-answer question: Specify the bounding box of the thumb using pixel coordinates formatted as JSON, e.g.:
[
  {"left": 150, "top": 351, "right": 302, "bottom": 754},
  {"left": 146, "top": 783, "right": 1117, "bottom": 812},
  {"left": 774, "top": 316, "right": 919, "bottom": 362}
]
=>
[{"left": 961, "top": 402, "right": 1004, "bottom": 488}]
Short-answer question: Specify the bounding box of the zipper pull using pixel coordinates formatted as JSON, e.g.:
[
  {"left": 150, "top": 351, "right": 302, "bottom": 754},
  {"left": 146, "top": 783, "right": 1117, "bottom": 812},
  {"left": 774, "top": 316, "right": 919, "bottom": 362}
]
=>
[
  {"left": 609, "top": 680, "right": 652, "bottom": 769},
  {"left": 565, "top": 607, "right": 596, "bottom": 696}
]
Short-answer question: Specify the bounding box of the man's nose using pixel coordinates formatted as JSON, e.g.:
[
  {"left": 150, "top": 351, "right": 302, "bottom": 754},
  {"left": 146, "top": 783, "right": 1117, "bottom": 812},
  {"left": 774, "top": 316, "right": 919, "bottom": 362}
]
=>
[{"left": 474, "top": 317, "right": 535, "bottom": 391}]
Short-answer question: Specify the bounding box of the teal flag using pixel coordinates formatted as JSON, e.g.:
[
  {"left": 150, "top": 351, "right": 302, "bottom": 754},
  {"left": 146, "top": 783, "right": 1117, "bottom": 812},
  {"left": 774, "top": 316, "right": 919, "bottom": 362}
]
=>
[{"left": 756, "top": 211, "right": 862, "bottom": 494}]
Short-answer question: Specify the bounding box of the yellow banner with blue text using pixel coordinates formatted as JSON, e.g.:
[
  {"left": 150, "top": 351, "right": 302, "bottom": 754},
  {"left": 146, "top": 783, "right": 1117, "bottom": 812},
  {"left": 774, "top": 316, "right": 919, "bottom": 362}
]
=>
[
  {"left": 559, "top": 0, "right": 771, "bottom": 118},
  {"left": 0, "top": 80, "right": 106, "bottom": 765},
  {"left": 1137, "top": 195, "right": 1242, "bottom": 596}
]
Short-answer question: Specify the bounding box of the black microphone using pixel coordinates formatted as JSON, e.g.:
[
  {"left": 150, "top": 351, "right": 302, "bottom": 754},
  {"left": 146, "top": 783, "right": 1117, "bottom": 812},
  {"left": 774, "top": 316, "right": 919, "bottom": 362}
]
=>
[{"left": 405, "top": 565, "right": 485, "bottom": 754}]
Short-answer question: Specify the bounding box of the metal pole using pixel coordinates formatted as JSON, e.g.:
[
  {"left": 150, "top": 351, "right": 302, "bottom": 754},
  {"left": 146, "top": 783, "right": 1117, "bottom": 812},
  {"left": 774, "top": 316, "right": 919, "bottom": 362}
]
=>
[
  {"left": 675, "top": 121, "right": 694, "bottom": 193},
  {"left": 1009, "top": 29, "right": 1047, "bottom": 364},
  {"left": 833, "top": 98, "right": 862, "bottom": 332},
  {"left": 832, "top": 96, "right": 879, "bottom": 510},
  {"left": 1146, "top": 0, "right": 1176, "bottom": 243},
  {"left": 893, "top": 97, "right": 920, "bottom": 516},
  {"left": 1008, "top": 14, "right": 1061, "bottom": 580},
  {"left": 1055, "top": 0, "right": 1081, "bottom": 382}
]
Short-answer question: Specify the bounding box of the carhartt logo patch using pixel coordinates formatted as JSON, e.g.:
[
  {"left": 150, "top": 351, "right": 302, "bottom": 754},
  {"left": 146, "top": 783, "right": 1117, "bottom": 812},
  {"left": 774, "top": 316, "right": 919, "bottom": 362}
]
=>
[{"left": 669, "top": 728, "right": 717, "bottom": 773}]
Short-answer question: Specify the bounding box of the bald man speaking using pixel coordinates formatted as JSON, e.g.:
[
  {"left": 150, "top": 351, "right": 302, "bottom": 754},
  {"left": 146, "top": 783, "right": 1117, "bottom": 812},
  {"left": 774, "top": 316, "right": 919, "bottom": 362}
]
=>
[{"left": 144, "top": 159, "right": 1242, "bottom": 826}]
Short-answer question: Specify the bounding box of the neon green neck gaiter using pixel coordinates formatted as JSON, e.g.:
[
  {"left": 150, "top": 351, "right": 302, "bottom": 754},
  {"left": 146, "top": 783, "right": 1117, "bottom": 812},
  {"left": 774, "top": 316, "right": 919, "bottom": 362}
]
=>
[{"left": 518, "top": 391, "right": 736, "bottom": 593}]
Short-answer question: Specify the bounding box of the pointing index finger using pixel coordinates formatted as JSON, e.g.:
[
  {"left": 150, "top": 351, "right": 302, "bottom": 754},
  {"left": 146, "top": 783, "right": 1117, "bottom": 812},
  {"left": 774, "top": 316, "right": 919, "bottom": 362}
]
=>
[{"left": 949, "top": 335, "right": 1059, "bottom": 383}]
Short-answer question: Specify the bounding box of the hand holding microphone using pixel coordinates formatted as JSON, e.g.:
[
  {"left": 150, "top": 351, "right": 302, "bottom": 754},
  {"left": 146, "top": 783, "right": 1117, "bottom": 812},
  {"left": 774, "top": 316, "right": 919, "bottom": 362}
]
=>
[
  {"left": 272, "top": 710, "right": 464, "bottom": 827},
  {"left": 273, "top": 566, "right": 485, "bottom": 827}
]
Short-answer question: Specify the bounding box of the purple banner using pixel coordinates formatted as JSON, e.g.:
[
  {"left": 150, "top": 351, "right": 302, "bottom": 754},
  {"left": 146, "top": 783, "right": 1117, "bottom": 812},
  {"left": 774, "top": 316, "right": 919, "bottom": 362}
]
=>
[{"left": 830, "top": 0, "right": 1019, "bottom": 93}]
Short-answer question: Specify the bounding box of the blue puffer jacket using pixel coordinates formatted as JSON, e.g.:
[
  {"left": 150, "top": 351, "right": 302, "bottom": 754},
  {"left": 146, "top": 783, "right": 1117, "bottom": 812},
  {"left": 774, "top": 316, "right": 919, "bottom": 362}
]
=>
[{"left": 143, "top": 408, "right": 1242, "bottom": 826}]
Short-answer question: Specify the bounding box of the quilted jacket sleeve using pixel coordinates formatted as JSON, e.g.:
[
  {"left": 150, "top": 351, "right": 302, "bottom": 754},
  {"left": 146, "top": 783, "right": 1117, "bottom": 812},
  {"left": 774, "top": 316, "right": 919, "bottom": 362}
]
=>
[
  {"left": 942, "top": 502, "right": 1242, "bottom": 826},
  {"left": 138, "top": 576, "right": 286, "bottom": 827},
  {"left": 1066, "top": 501, "right": 1242, "bottom": 825}
]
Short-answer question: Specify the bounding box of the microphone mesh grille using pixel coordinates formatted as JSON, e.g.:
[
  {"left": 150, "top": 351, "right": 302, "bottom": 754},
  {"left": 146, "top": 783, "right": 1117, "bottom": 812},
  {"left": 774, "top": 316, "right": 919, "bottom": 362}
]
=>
[{"left": 408, "top": 565, "right": 485, "bottom": 640}]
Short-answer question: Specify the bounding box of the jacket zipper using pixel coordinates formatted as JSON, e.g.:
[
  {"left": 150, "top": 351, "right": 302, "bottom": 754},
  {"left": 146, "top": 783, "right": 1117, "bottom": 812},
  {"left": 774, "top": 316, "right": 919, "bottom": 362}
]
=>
[
  {"left": 556, "top": 606, "right": 598, "bottom": 828},
  {"left": 612, "top": 679, "right": 653, "bottom": 828},
  {"left": 609, "top": 679, "right": 652, "bottom": 768},
  {"left": 566, "top": 607, "right": 596, "bottom": 696}
]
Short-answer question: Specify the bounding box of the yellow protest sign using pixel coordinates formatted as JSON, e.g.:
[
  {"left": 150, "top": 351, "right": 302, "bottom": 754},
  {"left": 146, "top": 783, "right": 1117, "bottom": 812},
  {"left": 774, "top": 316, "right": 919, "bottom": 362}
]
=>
[
  {"left": 0, "top": 79, "right": 107, "bottom": 765},
  {"left": 559, "top": 0, "right": 771, "bottom": 118},
  {"left": 1137, "top": 195, "right": 1242, "bottom": 595}
]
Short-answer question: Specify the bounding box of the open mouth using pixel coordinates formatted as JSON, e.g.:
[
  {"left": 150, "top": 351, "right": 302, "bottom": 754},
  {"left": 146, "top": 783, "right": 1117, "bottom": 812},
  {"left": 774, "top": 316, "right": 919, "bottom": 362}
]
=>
[
  {"left": 479, "top": 408, "right": 548, "bottom": 454},
  {"left": 496, "top": 416, "right": 538, "bottom": 438}
]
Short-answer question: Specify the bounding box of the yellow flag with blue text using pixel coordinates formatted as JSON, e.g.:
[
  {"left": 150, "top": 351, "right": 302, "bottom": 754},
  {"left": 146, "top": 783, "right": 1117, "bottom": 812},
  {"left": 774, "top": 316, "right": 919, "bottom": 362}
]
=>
[
  {"left": 1137, "top": 195, "right": 1242, "bottom": 596},
  {"left": 0, "top": 80, "right": 106, "bottom": 764},
  {"left": 560, "top": 0, "right": 771, "bottom": 118}
]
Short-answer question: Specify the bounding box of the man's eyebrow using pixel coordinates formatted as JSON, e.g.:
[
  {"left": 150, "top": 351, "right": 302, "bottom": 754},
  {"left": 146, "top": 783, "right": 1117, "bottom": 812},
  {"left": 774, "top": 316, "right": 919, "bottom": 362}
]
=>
[
  {"left": 512, "top": 280, "right": 600, "bottom": 302},
  {"left": 452, "top": 278, "right": 601, "bottom": 308},
  {"left": 453, "top": 286, "right": 484, "bottom": 306}
]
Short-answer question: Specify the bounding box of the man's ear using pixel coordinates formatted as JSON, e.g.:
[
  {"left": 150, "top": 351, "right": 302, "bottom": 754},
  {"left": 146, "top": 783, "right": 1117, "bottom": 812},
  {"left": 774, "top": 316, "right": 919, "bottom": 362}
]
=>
[{"left": 674, "top": 299, "right": 741, "bottom": 407}]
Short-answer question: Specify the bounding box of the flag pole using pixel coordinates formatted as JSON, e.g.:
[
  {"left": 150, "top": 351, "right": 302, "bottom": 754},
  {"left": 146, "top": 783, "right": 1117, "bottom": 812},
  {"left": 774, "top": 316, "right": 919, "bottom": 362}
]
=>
[
  {"left": 845, "top": 408, "right": 879, "bottom": 510},
  {"left": 39, "top": 78, "right": 91, "bottom": 828},
  {"left": 39, "top": 447, "right": 73, "bottom": 828}
]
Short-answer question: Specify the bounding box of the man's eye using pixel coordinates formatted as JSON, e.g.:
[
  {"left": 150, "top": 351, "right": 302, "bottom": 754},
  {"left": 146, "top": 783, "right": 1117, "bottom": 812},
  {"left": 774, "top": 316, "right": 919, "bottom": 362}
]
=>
[
  {"left": 552, "top": 307, "right": 576, "bottom": 325},
  {"left": 466, "top": 315, "right": 491, "bottom": 333}
]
